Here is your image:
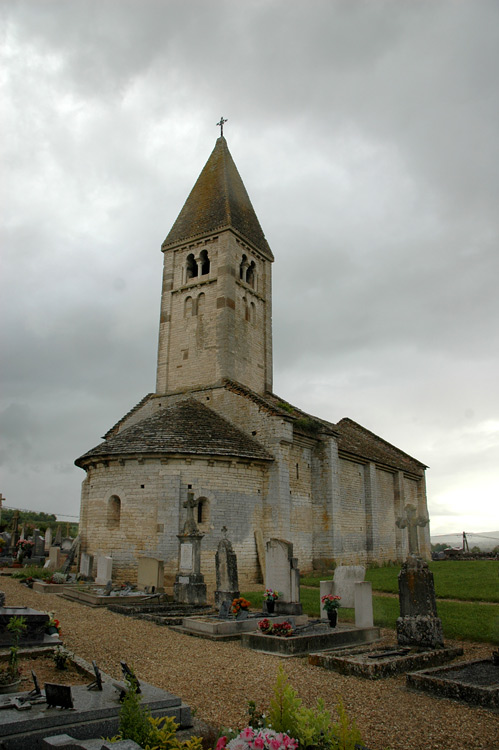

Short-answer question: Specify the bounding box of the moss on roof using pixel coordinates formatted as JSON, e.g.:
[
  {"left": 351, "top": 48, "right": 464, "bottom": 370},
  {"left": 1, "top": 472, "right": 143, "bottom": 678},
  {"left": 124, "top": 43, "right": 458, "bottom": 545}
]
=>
[{"left": 162, "top": 137, "right": 273, "bottom": 258}]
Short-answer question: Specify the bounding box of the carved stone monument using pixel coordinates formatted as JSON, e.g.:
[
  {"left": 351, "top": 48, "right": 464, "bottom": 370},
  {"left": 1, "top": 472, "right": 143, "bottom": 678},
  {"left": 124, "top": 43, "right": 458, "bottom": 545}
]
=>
[
  {"left": 173, "top": 493, "right": 207, "bottom": 605},
  {"left": 396, "top": 505, "right": 444, "bottom": 648},
  {"left": 214, "top": 527, "right": 240, "bottom": 607}
]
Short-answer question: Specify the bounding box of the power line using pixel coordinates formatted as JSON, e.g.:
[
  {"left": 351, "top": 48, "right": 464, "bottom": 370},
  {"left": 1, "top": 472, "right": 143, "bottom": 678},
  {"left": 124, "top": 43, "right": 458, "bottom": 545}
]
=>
[{"left": 2, "top": 504, "right": 79, "bottom": 519}]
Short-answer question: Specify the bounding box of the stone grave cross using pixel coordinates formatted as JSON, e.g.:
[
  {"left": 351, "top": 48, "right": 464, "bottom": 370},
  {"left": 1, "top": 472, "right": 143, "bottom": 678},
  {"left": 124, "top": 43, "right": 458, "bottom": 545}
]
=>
[
  {"left": 182, "top": 492, "right": 199, "bottom": 534},
  {"left": 396, "top": 504, "right": 429, "bottom": 555}
]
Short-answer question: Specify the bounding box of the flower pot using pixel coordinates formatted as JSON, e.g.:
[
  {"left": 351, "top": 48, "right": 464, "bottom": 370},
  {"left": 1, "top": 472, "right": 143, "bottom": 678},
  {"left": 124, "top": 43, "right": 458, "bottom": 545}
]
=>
[
  {"left": 0, "top": 679, "right": 21, "bottom": 695},
  {"left": 46, "top": 626, "right": 59, "bottom": 635},
  {"left": 266, "top": 600, "right": 275, "bottom": 614},
  {"left": 327, "top": 610, "right": 338, "bottom": 628}
]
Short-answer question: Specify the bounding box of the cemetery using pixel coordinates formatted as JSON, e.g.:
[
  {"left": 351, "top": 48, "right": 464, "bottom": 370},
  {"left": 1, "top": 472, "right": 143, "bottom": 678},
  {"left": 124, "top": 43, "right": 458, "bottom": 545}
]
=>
[{"left": 0, "top": 513, "right": 498, "bottom": 750}]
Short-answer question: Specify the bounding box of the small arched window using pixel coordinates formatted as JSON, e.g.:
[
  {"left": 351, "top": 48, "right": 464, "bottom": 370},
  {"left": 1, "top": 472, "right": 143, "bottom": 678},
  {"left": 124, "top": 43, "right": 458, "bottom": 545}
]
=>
[
  {"left": 243, "top": 296, "right": 250, "bottom": 322},
  {"left": 107, "top": 495, "right": 121, "bottom": 530},
  {"left": 250, "top": 301, "right": 256, "bottom": 324},
  {"left": 239, "top": 254, "right": 248, "bottom": 280},
  {"left": 184, "top": 296, "right": 193, "bottom": 317},
  {"left": 197, "top": 497, "right": 209, "bottom": 526},
  {"left": 186, "top": 253, "right": 198, "bottom": 280},
  {"left": 199, "top": 249, "right": 210, "bottom": 275},
  {"left": 246, "top": 261, "right": 256, "bottom": 288},
  {"left": 197, "top": 292, "right": 205, "bottom": 316}
]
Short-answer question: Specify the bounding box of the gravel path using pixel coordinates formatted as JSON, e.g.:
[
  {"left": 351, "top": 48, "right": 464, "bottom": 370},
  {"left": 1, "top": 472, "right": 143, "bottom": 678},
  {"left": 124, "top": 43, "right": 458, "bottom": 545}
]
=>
[{"left": 2, "top": 576, "right": 498, "bottom": 750}]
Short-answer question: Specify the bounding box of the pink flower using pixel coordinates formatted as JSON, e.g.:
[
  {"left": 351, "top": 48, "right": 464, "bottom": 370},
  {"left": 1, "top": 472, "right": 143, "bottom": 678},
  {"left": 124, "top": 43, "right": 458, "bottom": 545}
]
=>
[
  {"left": 240, "top": 728, "right": 254, "bottom": 741},
  {"left": 269, "top": 739, "right": 281, "bottom": 750},
  {"left": 253, "top": 737, "right": 265, "bottom": 749},
  {"left": 216, "top": 737, "right": 227, "bottom": 750}
]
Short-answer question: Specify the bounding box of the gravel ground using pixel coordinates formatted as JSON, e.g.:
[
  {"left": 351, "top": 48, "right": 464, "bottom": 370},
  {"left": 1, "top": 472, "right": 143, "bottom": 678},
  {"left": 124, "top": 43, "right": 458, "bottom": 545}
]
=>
[{"left": 1, "top": 576, "right": 498, "bottom": 750}]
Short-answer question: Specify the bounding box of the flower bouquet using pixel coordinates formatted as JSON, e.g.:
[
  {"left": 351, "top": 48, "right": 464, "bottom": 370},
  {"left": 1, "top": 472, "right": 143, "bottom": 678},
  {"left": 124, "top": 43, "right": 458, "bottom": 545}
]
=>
[
  {"left": 216, "top": 727, "right": 298, "bottom": 750},
  {"left": 263, "top": 589, "right": 279, "bottom": 613},
  {"left": 321, "top": 593, "right": 341, "bottom": 628},
  {"left": 16, "top": 539, "right": 34, "bottom": 560},
  {"left": 45, "top": 613, "right": 61, "bottom": 637},
  {"left": 321, "top": 594, "right": 341, "bottom": 611},
  {"left": 232, "top": 597, "right": 251, "bottom": 616},
  {"left": 258, "top": 619, "right": 294, "bottom": 637}
]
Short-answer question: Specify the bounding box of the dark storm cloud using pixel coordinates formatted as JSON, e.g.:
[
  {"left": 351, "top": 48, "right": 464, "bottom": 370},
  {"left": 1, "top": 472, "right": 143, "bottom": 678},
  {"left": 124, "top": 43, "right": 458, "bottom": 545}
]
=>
[{"left": 1, "top": 0, "right": 498, "bottom": 531}]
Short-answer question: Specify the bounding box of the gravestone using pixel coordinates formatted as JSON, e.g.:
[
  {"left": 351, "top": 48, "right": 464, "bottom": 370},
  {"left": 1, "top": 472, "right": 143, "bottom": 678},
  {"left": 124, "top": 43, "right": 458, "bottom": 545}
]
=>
[
  {"left": 137, "top": 557, "right": 164, "bottom": 593},
  {"left": 214, "top": 527, "right": 240, "bottom": 607},
  {"left": 396, "top": 503, "right": 429, "bottom": 556},
  {"left": 33, "top": 530, "right": 45, "bottom": 557},
  {"left": 79, "top": 552, "right": 94, "bottom": 578},
  {"left": 61, "top": 537, "right": 73, "bottom": 552},
  {"left": 8, "top": 510, "right": 20, "bottom": 555},
  {"left": 53, "top": 525, "right": 63, "bottom": 547},
  {"left": 61, "top": 535, "right": 80, "bottom": 574},
  {"left": 44, "top": 526, "right": 53, "bottom": 551},
  {"left": 354, "top": 581, "right": 374, "bottom": 628},
  {"left": 396, "top": 506, "right": 443, "bottom": 648},
  {"left": 218, "top": 599, "right": 232, "bottom": 619},
  {"left": 47, "top": 546, "right": 63, "bottom": 570},
  {"left": 173, "top": 493, "right": 207, "bottom": 604},
  {"left": 320, "top": 565, "right": 365, "bottom": 619},
  {"left": 96, "top": 555, "right": 113, "bottom": 585},
  {"left": 265, "top": 538, "right": 302, "bottom": 616},
  {"left": 397, "top": 554, "right": 444, "bottom": 648}
]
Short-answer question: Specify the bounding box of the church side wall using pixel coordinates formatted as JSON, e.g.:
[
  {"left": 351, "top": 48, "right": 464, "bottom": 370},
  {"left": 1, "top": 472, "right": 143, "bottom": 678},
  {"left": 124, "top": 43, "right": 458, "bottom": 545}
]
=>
[
  {"left": 337, "top": 458, "right": 368, "bottom": 564},
  {"left": 374, "top": 468, "right": 398, "bottom": 561},
  {"left": 287, "top": 442, "right": 314, "bottom": 573}
]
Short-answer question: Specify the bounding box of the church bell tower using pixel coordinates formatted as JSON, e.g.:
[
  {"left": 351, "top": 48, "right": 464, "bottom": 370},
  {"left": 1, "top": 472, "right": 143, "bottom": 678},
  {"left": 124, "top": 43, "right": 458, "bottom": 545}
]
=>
[{"left": 155, "top": 134, "right": 274, "bottom": 396}]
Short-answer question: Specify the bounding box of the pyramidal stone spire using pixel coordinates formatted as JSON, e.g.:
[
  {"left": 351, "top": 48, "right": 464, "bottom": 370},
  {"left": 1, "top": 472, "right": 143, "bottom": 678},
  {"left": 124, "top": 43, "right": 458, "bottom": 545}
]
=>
[{"left": 162, "top": 137, "right": 273, "bottom": 259}]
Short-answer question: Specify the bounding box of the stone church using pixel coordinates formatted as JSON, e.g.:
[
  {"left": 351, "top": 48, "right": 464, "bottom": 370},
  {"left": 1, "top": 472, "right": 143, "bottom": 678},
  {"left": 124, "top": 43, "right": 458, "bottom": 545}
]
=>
[{"left": 76, "top": 134, "right": 431, "bottom": 589}]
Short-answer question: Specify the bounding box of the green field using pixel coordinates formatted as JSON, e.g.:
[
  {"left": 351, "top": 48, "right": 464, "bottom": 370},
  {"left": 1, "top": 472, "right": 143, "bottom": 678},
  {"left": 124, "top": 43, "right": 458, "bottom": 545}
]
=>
[
  {"left": 242, "top": 560, "right": 499, "bottom": 645},
  {"left": 301, "top": 560, "right": 499, "bottom": 602}
]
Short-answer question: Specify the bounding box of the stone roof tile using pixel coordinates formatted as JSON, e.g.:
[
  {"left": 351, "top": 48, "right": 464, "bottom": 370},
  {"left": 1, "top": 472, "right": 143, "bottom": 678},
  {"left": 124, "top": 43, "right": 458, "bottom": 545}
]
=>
[
  {"left": 75, "top": 398, "right": 273, "bottom": 466},
  {"left": 162, "top": 137, "right": 273, "bottom": 258}
]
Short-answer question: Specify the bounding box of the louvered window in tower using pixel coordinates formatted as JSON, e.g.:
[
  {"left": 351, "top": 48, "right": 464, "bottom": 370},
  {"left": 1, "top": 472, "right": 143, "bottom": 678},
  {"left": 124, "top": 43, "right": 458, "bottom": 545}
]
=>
[{"left": 186, "top": 253, "right": 198, "bottom": 280}]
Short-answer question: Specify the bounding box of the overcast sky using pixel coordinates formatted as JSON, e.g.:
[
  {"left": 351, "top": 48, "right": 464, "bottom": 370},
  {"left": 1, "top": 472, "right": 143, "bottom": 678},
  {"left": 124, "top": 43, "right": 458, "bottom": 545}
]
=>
[{"left": 1, "top": 0, "right": 498, "bottom": 538}]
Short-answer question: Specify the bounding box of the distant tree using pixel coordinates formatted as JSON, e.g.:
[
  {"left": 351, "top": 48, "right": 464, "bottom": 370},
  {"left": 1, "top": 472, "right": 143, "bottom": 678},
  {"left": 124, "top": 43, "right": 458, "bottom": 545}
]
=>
[
  {"left": 470, "top": 546, "right": 481, "bottom": 554},
  {"left": 431, "top": 543, "right": 448, "bottom": 553}
]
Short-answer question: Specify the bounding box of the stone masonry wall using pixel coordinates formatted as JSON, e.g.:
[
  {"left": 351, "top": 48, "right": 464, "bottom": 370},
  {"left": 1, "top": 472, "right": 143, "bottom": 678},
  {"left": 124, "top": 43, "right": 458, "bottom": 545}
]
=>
[
  {"left": 156, "top": 231, "right": 272, "bottom": 396},
  {"left": 79, "top": 454, "right": 268, "bottom": 589}
]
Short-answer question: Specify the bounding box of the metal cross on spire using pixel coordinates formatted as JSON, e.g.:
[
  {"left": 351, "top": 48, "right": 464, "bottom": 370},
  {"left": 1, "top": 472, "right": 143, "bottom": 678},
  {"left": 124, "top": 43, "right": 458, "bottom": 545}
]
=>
[{"left": 216, "top": 116, "right": 228, "bottom": 137}]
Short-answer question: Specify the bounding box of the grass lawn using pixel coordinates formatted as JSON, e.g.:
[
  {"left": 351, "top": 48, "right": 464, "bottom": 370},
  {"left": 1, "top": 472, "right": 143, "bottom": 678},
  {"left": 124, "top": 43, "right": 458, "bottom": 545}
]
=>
[{"left": 301, "top": 560, "right": 499, "bottom": 602}]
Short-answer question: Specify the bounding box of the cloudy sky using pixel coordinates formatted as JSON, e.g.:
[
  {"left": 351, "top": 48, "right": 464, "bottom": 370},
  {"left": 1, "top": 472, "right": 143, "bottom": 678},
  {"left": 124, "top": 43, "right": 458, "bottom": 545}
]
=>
[{"left": 1, "top": 0, "right": 498, "bottom": 538}]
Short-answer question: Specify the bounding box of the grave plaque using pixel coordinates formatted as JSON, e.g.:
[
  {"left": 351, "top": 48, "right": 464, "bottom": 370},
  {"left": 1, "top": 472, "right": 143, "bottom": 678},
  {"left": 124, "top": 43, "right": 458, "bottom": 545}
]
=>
[
  {"left": 180, "top": 543, "right": 193, "bottom": 571},
  {"left": 45, "top": 683, "right": 74, "bottom": 710}
]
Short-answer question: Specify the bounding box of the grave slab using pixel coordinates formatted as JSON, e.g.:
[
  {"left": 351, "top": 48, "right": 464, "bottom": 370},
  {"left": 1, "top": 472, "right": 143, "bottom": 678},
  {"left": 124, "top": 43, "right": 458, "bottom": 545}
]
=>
[
  {"left": 179, "top": 613, "right": 308, "bottom": 640},
  {"left": 242, "top": 621, "right": 380, "bottom": 657},
  {"left": 309, "top": 643, "right": 463, "bottom": 679},
  {"left": 406, "top": 658, "right": 499, "bottom": 710}
]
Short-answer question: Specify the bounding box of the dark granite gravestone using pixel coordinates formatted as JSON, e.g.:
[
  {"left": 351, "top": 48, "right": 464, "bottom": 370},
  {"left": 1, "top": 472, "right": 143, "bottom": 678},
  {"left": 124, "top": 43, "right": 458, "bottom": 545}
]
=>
[
  {"left": 45, "top": 684, "right": 74, "bottom": 710},
  {"left": 33, "top": 531, "right": 45, "bottom": 558},
  {"left": 214, "top": 527, "right": 240, "bottom": 607},
  {"left": 0, "top": 607, "right": 52, "bottom": 646}
]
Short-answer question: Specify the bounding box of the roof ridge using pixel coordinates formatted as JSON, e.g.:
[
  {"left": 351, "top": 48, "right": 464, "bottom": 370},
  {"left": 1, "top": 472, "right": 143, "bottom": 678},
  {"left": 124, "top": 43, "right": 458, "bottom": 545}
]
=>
[{"left": 336, "top": 417, "right": 427, "bottom": 469}]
